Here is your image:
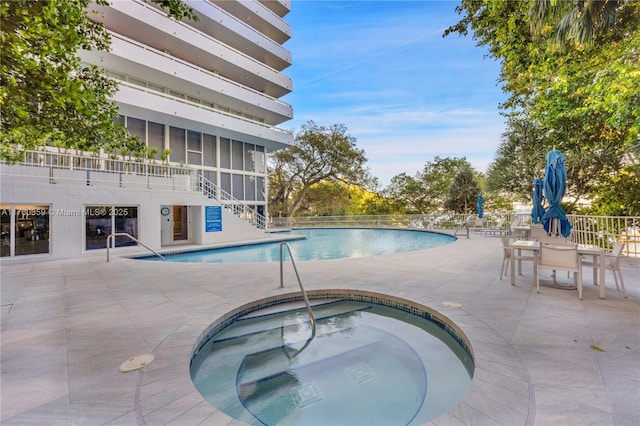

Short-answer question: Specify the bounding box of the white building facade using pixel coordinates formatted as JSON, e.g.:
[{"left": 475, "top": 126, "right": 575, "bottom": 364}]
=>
[{"left": 0, "top": 0, "right": 294, "bottom": 261}]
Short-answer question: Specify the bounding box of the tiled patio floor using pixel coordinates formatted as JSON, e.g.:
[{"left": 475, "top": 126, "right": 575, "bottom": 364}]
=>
[{"left": 1, "top": 235, "right": 639, "bottom": 425}]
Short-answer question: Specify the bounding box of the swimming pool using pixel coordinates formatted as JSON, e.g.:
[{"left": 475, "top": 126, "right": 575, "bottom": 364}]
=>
[
  {"left": 191, "top": 296, "right": 473, "bottom": 425},
  {"left": 147, "top": 228, "right": 454, "bottom": 263}
]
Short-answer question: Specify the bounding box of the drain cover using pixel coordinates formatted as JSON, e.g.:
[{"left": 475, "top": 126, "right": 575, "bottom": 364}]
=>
[
  {"left": 441, "top": 301, "right": 462, "bottom": 308},
  {"left": 119, "top": 354, "right": 155, "bottom": 372}
]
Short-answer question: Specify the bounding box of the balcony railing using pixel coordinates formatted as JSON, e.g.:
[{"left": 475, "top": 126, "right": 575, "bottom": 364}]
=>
[{"left": 1, "top": 149, "right": 266, "bottom": 230}]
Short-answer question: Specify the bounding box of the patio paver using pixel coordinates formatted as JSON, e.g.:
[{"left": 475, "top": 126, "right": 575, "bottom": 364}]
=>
[{"left": 1, "top": 235, "right": 638, "bottom": 425}]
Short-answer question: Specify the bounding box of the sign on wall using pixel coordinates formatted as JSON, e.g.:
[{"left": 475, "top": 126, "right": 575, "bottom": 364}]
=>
[{"left": 205, "top": 206, "right": 222, "bottom": 232}]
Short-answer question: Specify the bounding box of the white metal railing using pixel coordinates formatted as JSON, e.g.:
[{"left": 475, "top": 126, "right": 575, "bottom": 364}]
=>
[
  {"left": 270, "top": 213, "right": 640, "bottom": 257},
  {"left": 130, "top": 0, "right": 286, "bottom": 82},
  {"left": 108, "top": 31, "right": 292, "bottom": 112},
  {"left": 2, "top": 149, "right": 199, "bottom": 190},
  {"left": 1, "top": 150, "right": 267, "bottom": 231},
  {"left": 106, "top": 232, "right": 164, "bottom": 262},
  {"left": 279, "top": 242, "right": 316, "bottom": 344},
  {"left": 116, "top": 81, "right": 292, "bottom": 136},
  {"left": 198, "top": 175, "right": 266, "bottom": 230},
  {"left": 569, "top": 214, "right": 640, "bottom": 256}
]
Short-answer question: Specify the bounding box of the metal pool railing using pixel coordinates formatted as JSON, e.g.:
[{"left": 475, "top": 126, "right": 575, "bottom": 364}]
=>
[
  {"left": 279, "top": 242, "right": 316, "bottom": 334},
  {"left": 106, "top": 232, "right": 165, "bottom": 262}
]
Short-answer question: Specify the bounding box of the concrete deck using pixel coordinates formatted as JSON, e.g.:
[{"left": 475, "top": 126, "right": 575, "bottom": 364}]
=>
[{"left": 1, "top": 235, "right": 639, "bottom": 425}]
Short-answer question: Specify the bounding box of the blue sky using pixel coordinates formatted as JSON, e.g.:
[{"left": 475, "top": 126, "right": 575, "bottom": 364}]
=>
[{"left": 281, "top": 1, "right": 506, "bottom": 187}]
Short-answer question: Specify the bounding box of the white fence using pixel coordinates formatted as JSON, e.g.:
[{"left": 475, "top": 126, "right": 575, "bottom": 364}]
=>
[{"left": 270, "top": 213, "right": 640, "bottom": 257}]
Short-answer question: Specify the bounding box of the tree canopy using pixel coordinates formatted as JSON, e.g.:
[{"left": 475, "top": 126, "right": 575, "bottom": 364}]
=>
[
  {"left": 0, "top": 0, "right": 196, "bottom": 160},
  {"left": 268, "top": 121, "right": 374, "bottom": 217},
  {"left": 382, "top": 157, "right": 476, "bottom": 214},
  {"left": 445, "top": 0, "right": 640, "bottom": 214}
]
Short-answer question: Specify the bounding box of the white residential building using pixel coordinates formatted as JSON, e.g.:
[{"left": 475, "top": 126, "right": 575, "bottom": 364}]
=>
[{"left": 0, "top": 0, "right": 294, "bottom": 261}]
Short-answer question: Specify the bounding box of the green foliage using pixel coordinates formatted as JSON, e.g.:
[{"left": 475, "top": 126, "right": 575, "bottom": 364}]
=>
[
  {"left": 383, "top": 157, "right": 474, "bottom": 214},
  {"left": 295, "top": 182, "right": 395, "bottom": 216},
  {"left": 486, "top": 117, "right": 547, "bottom": 202},
  {"left": 445, "top": 166, "right": 481, "bottom": 214},
  {"left": 587, "top": 164, "right": 640, "bottom": 216},
  {"left": 445, "top": 0, "right": 639, "bottom": 213},
  {"left": 0, "top": 0, "right": 195, "bottom": 160},
  {"left": 268, "top": 121, "right": 373, "bottom": 217}
]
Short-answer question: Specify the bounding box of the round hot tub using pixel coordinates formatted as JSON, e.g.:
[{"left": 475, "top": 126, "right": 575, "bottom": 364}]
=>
[{"left": 190, "top": 292, "right": 474, "bottom": 425}]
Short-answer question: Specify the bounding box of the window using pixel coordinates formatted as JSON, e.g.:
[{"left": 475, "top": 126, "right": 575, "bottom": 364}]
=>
[
  {"left": 85, "top": 206, "right": 111, "bottom": 250},
  {"left": 203, "top": 134, "right": 216, "bottom": 167},
  {"left": 204, "top": 170, "right": 217, "bottom": 186},
  {"left": 14, "top": 205, "right": 50, "bottom": 256},
  {"left": 85, "top": 206, "right": 138, "bottom": 250},
  {"left": 127, "top": 117, "right": 146, "bottom": 144},
  {"left": 244, "top": 143, "right": 255, "bottom": 172},
  {"left": 254, "top": 145, "right": 266, "bottom": 173},
  {"left": 1, "top": 205, "right": 11, "bottom": 257},
  {"left": 220, "top": 138, "right": 231, "bottom": 169},
  {"left": 257, "top": 177, "right": 265, "bottom": 201},
  {"left": 187, "top": 131, "right": 202, "bottom": 165},
  {"left": 244, "top": 175, "right": 256, "bottom": 201},
  {"left": 170, "top": 127, "right": 186, "bottom": 163},
  {"left": 232, "top": 174, "right": 243, "bottom": 199},
  {"left": 148, "top": 121, "right": 164, "bottom": 154},
  {"left": 187, "top": 131, "right": 202, "bottom": 152},
  {"left": 220, "top": 173, "right": 231, "bottom": 194},
  {"left": 232, "top": 140, "right": 243, "bottom": 171}
]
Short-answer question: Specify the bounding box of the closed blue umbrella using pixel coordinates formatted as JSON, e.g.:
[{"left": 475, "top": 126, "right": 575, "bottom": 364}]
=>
[
  {"left": 542, "top": 150, "right": 572, "bottom": 237},
  {"left": 477, "top": 194, "right": 483, "bottom": 219},
  {"left": 530, "top": 178, "right": 545, "bottom": 224}
]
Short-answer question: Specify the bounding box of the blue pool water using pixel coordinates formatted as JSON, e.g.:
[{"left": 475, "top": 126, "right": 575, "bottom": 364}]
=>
[
  {"left": 190, "top": 300, "right": 473, "bottom": 425},
  {"left": 146, "top": 228, "right": 454, "bottom": 263}
]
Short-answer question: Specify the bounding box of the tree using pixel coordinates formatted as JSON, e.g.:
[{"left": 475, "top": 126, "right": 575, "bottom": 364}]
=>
[
  {"left": 297, "top": 181, "right": 352, "bottom": 216},
  {"left": 486, "top": 117, "right": 547, "bottom": 202},
  {"left": 444, "top": 0, "right": 639, "bottom": 212},
  {"left": 529, "top": 0, "right": 621, "bottom": 48},
  {"left": 587, "top": 163, "right": 640, "bottom": 216},
  {"left": 383, "top": 157, "right": 474, "bottom": 213},
  {"left": 445, "top": 165, "right": 480, "bottom": 214},
  {"left": 268, "top": 121, "right": 373, "bottom": 217},
  {"left": 0, "top": 0, "right": 196, "bottom": 160}
]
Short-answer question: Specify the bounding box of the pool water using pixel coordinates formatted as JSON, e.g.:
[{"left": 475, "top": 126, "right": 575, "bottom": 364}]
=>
[
  {"left": 149, "top": 228, "right": 454, "bottom": 263},
  {"left": 190, "top": 300, "right": 473, "bottom": 425}
]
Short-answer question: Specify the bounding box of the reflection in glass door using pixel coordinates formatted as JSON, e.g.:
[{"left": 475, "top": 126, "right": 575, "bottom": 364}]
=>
[{"left": 173, "top": 206, "right": 188, "bottom": 241}]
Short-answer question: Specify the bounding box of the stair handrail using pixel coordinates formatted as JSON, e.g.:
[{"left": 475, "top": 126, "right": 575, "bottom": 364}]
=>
[
  {"left": 198, "top": 175, "right": 266, "bottom": 230},
  {"left": 279, "top": 242, "right": 316, "bottom": 333},
  {"left": 106, "top": 232, "right": 165, "bottom": 262}
]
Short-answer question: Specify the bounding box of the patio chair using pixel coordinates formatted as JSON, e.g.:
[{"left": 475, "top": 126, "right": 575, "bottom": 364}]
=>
[
  {"left": 483, "top": 218, "right": 509, "bottom": 236},
  {"left": 529, "top": 224, "right": 567, "bottom": 242},
  {"left": 581, "top": 242, "right": 627, "bottom": 298},
  {"left": 472, "top": 218, "right": 485, "bottom": 234},
  {"left": 500, "top": 236, "right": 536, "bottom": 281},
  {"left": 537, "top": 243, "right": 583, "bottom": 299}
]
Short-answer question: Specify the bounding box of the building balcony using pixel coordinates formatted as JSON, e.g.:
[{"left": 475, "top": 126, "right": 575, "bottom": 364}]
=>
[
  {"left": 113, "top": 83, "right": 293, "bottom": 151},
  {"left": 205, "top": 0, "right": 291, "bottom": 44},
  {"left": 258, "top": 0, "right": 291, "bottom": 18},
  {"left": 89, "top": 0, "right": 292, "bottom": 97},
  {"left": 80, "top": 33, "right": 293, "bottom": 126}
]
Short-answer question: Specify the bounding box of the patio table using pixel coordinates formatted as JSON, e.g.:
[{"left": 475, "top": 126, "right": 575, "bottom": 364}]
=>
[{"left": 509, "top": 240, "right": 607, "bottom": 298}]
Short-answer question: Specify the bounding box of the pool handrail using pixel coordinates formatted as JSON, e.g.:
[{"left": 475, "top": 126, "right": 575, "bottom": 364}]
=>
[
  {"left": 279, "top": 242, "right": 317, "bottom": 334},
  {"left": 106, "top": 232, "right": 165, "bottom": 262}
]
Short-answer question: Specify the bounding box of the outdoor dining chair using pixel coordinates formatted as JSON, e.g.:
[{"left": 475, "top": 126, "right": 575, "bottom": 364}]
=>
[
  {"left": 500, "top": 236, "right": 536, "bottom": 282},
  {"left": 537, "top": 243, "right": 583, "bottom": 299},
  {"left": 581, "top": 242, "right": 627, "bottom": 298}
]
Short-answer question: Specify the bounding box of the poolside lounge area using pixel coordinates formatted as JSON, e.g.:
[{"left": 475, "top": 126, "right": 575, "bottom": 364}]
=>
[{"left": 1, "top": 234, "right": 639, "bottom": 425}]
